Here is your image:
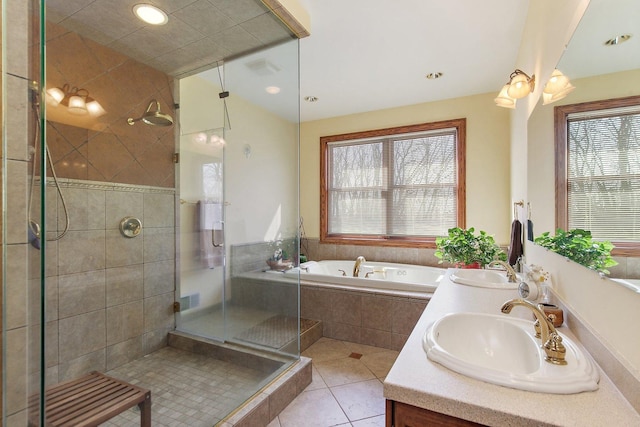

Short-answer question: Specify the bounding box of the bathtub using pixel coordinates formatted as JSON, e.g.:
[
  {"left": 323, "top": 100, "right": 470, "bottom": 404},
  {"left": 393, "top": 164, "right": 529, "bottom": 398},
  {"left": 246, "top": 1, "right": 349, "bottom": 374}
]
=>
[{"left": 289, "top": 260, "right": 445, "bottom": 294}]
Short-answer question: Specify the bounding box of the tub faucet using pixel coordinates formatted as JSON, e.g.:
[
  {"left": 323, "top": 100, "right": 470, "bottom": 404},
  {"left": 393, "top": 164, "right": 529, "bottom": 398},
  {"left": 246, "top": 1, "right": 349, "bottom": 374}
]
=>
[
  {"left": 501, "top": 298, "right": 567, "bottom": 365},
  {"left": 353, "top": 256, "right": 366, "bottom": 277},
  {"left": 487, "top": 260, "right": 518, "bottom": 282}
]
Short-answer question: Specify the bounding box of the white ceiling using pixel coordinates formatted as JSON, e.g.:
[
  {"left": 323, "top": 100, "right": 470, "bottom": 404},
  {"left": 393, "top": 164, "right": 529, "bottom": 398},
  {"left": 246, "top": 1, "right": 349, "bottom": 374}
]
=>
[
  {"left": 297, "top": 0, "right": 530, "bottom": 121},
  {"left": 556, "top": 0, "right": 640, "bottom": 80},
  {"left": 295, "top": 0, "right": 640, "bottom": 122}
]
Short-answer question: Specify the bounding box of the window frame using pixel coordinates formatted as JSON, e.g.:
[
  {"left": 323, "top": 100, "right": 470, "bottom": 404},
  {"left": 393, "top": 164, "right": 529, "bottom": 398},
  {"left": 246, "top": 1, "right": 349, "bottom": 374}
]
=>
[
  {"left": 320, "top": 119, "right": 466, "bottom": 248},
  {"left": 554, "top": 95, "right": 640, "bottom": 256}
]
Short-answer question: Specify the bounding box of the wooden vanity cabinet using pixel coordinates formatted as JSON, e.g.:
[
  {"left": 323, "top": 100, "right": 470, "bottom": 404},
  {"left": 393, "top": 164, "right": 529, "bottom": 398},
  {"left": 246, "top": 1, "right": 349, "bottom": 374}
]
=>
[{"left": 386, "top": 400, "right": 486, "bottom": 427}]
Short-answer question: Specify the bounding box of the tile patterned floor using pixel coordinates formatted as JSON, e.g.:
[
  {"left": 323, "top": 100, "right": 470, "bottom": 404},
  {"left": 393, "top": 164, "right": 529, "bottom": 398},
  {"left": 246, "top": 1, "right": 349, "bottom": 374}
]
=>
[
  {"left": 101, "top": 346, "right": 280, "bottom": 427},
  {"left": 268, "top": 337, "right": 399, "bottom": 427}
]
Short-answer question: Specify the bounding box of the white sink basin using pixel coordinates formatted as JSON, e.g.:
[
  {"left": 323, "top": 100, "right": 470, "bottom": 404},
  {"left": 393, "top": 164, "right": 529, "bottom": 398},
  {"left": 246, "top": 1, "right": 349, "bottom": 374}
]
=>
[
  {"left": 423, "top": 312, "right": 599, "bottom": 394},
  {"left": 450, "top": 269, "right": 519, "bottom": 289}
]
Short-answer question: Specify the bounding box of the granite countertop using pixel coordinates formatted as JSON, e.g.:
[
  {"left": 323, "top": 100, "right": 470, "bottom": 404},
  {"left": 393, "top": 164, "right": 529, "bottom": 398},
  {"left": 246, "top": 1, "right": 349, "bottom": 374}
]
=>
[{"left": 383, "top": 269, "right": 640, "bottom": 426}]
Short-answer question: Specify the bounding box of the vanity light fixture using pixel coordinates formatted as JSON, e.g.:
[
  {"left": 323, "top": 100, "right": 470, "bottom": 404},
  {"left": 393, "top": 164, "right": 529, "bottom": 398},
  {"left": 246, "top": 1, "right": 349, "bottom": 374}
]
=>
[
  {"left": 494, "top": 69, "right": 535, "bottom": 108},
  {"left": 133, "top": 4, "right": 169, "bottom": 25},
  {"left": 506, "top": 69, "right": 535, "bottom": 99},
  {"left": 46, "top": 84, "right": 106, "bottom": 116},
  {"left": 542, "top": 69, "right": 575, "bottom": 105}
]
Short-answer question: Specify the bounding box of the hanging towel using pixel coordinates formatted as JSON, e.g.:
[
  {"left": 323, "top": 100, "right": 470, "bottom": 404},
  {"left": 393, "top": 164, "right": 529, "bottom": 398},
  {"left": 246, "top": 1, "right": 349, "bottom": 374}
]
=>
[
  {"left": 527, "top": 219, "right": 534, "bottom": 241},
  {"left": 508, "top": 219, "right": 523, "bottom": 266},
  {"left": 198, "top": 201, "right": 224, "bottom": 269}
]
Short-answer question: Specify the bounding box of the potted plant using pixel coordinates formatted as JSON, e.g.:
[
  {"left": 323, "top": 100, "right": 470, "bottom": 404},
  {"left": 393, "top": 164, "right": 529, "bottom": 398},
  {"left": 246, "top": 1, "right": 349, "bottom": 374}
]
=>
[
  {"left": 534, "top": 228, "right": 617, "bottom": 274},
  {"left": 435, "top": 227, "right": 507, "bottom": 268}
]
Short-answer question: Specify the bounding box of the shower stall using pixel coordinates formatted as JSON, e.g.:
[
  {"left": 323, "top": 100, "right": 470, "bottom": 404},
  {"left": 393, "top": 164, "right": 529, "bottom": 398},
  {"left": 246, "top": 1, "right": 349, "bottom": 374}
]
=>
[{"left": 2, "top": 0, "right": 303, "bottom": 425}]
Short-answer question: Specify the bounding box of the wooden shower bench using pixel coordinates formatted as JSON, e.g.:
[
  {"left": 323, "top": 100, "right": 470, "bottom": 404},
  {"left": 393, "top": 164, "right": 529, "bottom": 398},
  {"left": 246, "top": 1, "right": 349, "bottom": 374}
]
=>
[{"left": 30, "top": 371, "right": 151, "bottom": 426}]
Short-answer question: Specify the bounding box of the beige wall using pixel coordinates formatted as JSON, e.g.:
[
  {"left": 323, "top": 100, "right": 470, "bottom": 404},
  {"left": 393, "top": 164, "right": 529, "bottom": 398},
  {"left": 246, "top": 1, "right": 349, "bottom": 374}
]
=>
[
  {"left": 224, "top": 91, "right": 299, "bottom": 248},
  {"left": 300, "top": 92, "right": 512, "bottom": 244}
]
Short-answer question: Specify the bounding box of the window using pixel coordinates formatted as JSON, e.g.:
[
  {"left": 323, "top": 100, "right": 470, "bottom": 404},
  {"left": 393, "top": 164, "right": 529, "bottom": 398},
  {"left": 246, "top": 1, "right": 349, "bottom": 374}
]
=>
[
  {"left": 320, "top": 119, "right": 466, "bottom": 247},
  {"left": 555, "top": 95, "right": 640, "bottom": 255}
]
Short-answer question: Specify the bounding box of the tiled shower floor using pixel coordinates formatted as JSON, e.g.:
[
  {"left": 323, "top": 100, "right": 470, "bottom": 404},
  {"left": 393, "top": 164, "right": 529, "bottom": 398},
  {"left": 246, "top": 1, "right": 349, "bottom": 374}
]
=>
[
  {"left": 98, "top": 336, "right": 397, "bottom": 427},
  {"left": 102, "top": 346, "right": 279, "bottom": 427}
]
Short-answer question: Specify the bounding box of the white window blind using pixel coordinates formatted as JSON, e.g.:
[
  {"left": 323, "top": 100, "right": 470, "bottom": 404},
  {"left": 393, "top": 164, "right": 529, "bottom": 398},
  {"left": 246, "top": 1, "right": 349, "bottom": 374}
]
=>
[
  {"left": 327, "top": 129, "right": 458, "bottom": 238},
  {"left": 567, "top": 107, "right": 640, "bottom": 241}
]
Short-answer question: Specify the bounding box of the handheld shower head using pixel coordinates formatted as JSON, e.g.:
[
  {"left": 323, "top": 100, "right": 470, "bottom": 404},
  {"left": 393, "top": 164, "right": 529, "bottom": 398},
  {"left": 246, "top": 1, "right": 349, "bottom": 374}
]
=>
[{"left": 127, "top": 99, "right": 173, "bottom": 126}]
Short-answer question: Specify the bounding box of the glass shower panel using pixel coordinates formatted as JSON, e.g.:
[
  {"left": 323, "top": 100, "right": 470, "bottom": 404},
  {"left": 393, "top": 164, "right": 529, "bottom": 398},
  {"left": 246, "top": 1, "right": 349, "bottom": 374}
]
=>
[
  {"left": 223, "top": 39, "right": 301, "bottom": 358},
  {"left": 2, "top": 0, "right": 46, "bottom": 423},
  {"left": 176, "top": 125, "right": 226, "bottom": 340}
]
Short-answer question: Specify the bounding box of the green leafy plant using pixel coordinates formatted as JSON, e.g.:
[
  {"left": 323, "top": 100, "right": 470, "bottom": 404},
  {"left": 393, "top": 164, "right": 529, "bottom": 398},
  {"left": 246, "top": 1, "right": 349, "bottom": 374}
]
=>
[
  {"left": 435, "top": 227, "right": 507, "bottom": 268},
  {"left": 534, "top": 228, "right": 617, "bottom": 274}
]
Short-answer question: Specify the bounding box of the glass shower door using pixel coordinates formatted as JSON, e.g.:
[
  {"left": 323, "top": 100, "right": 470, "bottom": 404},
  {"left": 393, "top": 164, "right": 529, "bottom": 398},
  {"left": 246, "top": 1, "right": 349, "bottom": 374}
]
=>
[
  {"left": 177, "top": 129, "right": 225, "bottom": 339},
  {"left": 176, "top": 69, "right": 227, "bottom": 341}
]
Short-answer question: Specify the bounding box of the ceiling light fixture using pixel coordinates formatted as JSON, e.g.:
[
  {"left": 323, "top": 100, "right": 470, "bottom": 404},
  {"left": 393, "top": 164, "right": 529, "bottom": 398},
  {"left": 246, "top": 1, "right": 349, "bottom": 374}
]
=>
[
  {"left": 133, "top": 4, "right": 169, "bottom": 25},
  {"left": 426, "top": 72, "right": 443, "bottom": 80},
  {"left": 604, "top": 34, "right": 631, "bottom": 46},
  {"left": 265, "top": 86, "right": 281, "bottom": 94},
  {"left": 494, "top": 69, "right": 535, "bottom": 108},
  {"left": 304, "top": 96, "right": 318, "bottom": 102},
  {"left": 46, "top": 84, "right": 106, "bottom": 116},
  {"left": 542, "top": 69, "right": 575, "bottom": 105}
]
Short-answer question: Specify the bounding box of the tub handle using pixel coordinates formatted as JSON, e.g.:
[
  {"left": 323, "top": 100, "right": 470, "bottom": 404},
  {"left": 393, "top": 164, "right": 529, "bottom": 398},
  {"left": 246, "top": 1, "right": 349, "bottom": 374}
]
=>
[{"left": 365, "top": 270, "right": 386, "bottom": 278}]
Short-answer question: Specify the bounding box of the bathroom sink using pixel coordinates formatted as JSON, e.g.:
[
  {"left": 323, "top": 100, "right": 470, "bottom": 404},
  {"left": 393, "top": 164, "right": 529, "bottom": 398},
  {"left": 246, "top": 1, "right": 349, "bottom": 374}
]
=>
[
  {"left": 423, "top": 312, "right": 599, "bottom": 394},
  {"left": 449, "top": 269, "right": 519, "bottom": 289}
]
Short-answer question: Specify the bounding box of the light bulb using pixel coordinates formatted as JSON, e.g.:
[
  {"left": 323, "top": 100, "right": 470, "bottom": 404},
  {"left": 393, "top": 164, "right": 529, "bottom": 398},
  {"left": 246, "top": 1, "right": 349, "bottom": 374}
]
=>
[
  {"left": 86, "top": 98, "right": 106, "bottom": 116},
  {"left": 67, "top": 95, "right": 88, "bottom": 115},
  {"left": 544, "top": 69, "right": 570, "bottom": 95},
  {"left": 507, "top": 73, "right": 532, "bottom": 99},
  {"left": 46, "top": 87, "right": 65, "bottom": 106},
  {"left": 494, "top": 84, "right": 516, "bottom": 109}
]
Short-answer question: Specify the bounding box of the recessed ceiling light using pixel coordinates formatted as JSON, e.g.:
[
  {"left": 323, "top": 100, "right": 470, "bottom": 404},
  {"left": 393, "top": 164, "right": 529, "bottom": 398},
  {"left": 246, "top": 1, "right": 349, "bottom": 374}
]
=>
[
  {"left": 133, "top": 4, "right": 169, "bottom": 25},
  {"left": 426, "top": 72, "right": 443, "bottom": 80},
  {"left": 604, "top": 34, "right": 631, "bottom": 46},
  {"left": 304, "top": 96, "right": 318, "bottom": 102},
  {"left": 265, "top": 86, "right": 281, "bottom": 94}
]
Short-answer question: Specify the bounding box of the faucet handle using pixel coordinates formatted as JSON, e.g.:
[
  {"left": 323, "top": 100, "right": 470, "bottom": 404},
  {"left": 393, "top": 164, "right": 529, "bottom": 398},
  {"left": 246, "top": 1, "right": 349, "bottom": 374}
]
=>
[{"left": 543, "top": 333, "right": 568, "bottom": 365}]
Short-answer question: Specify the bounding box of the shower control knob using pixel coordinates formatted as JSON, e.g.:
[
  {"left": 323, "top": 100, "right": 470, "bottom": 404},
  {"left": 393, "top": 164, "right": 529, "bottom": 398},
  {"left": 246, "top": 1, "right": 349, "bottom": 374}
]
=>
[{"left": 120, "top": 217, "right": 142, "bottom": 238}]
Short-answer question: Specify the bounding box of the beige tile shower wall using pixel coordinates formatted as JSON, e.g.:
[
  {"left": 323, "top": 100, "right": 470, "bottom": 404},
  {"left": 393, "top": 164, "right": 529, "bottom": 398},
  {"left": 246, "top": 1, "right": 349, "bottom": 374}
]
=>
[
  {"left": 45, "top": 21, "right": 176, "bottom": 188},
  {"left": 41, "top": 179, "right": 176, "bottom": 384}
]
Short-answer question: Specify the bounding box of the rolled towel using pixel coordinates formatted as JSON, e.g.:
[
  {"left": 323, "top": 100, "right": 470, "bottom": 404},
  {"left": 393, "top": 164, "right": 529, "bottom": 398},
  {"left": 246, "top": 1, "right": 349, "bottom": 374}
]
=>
[{"left": 508, "top": 219, "right": 523, "bottom": 266}]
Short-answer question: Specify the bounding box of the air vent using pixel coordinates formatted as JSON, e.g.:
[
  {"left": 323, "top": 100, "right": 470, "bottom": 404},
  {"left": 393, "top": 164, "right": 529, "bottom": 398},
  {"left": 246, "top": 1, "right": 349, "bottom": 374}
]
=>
[
  {"left": 178, "top": 293, "right": 200, "bottom": 311},
  {"left": 245, "top": 59, "right": 280, "bottom": 76}
]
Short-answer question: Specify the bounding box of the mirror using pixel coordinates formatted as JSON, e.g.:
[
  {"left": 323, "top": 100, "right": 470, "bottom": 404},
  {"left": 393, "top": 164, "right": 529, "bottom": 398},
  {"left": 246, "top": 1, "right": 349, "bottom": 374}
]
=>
[{"left": 527, "top": 0, "right": 640, "bottom": 283}]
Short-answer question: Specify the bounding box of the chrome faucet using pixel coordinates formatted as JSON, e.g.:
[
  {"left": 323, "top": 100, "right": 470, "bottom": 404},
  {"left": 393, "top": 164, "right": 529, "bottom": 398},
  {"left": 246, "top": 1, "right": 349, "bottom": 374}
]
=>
[
  {"left": 501, "top": 298, "right": 567, "bottom": 365},
  {"left": 353, "top": 256, "right": 366, "bottom": 277},
  {"left": 488, "top": 260, "right": 518, "bottom": 283}
]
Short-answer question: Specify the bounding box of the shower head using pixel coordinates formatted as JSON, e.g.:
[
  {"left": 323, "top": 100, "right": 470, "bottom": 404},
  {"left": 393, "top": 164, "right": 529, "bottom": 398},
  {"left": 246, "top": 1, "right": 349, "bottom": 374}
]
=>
[{"left": 127, "top": 99, "right": 173, "bottom": 126}]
